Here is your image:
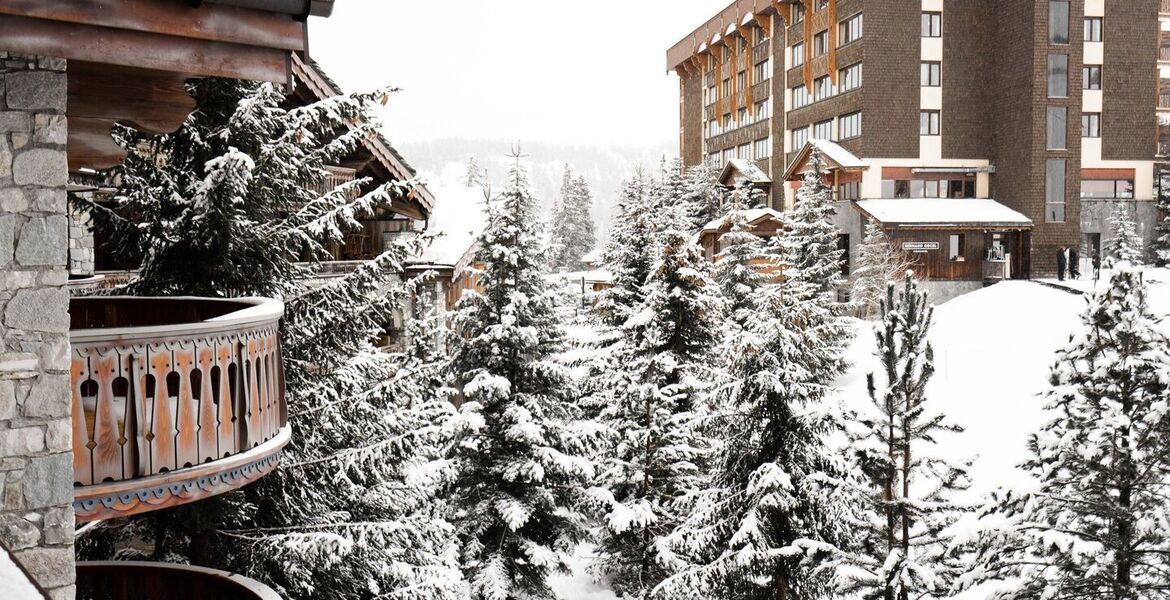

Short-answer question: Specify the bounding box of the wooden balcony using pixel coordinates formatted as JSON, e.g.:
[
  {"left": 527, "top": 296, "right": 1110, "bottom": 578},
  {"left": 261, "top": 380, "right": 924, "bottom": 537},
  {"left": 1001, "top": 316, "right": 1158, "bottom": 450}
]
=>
[
  {"left": 70, "top": 297, "right": 289, "bottom": 522},
  {"left": 77, "top": 561, "right": 281, "bottom": 600}
]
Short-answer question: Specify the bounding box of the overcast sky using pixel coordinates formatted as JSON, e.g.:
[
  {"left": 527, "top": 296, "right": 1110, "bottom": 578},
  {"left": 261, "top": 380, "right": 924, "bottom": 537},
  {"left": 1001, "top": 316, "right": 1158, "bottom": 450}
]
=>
[{"left": 309, "top": 1, "right": 718, "bottom": 148}]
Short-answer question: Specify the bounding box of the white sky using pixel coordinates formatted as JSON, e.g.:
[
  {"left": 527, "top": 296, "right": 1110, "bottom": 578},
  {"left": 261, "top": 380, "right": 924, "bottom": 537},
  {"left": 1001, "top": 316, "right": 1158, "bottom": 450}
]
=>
[{"left": 308, "top": 1, "right": 719, "bottom": 147}]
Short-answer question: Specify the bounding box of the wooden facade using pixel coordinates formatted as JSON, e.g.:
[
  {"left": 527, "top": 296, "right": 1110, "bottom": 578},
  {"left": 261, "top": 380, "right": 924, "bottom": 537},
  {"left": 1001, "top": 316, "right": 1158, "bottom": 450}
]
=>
[{"left": 886, "top": 228, "right": 1030, "bottom": 282}]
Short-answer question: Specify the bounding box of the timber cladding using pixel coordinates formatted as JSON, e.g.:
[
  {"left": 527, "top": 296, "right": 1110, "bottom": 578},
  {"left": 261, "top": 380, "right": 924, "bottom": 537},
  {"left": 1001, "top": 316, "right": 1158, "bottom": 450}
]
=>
[
  {"left": 990, "top": 0, "right": 1084, "bottom": 278},
  {"left": 942, "top": 0, "right": 994, "bottom": 159},
  {"left": 858, "top": 0, "right": 920, "bottom": 159},
  {"left": 681, "top": 69, "right": 704, "bottom": 167},
  {"left": 1102, "top": 0, "right": 1158, "bottom": 161}
]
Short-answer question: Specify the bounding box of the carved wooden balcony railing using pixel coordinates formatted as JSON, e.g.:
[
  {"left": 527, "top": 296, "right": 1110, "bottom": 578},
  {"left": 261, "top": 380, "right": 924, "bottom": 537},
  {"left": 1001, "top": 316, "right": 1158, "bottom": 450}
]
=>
[
  {"left": 76, "top": 561, "right": 282, "bottom": 600},
  {"left": 70, "top": 297, "right": 289, "bottom": 522}
]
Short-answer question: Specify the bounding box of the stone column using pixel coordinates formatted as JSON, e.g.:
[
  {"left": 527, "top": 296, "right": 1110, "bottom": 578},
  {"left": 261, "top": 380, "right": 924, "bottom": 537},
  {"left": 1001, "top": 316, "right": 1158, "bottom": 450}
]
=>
[{"left": 0, "top": 54, "right": 75, "bottom": 600}]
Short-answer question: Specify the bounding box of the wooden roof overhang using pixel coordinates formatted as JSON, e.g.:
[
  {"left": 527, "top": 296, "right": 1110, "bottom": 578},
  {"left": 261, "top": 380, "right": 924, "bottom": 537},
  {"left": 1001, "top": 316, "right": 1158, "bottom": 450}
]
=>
[
  {"left": 782, "top": 141, "right": 868, "bottom": 182},
  {"left": 0, "top": 0, "right": 332, "bottom": 170},
  {"left": 666, "top": 0, "right": 796, "bottom": 73},
  {"left": 853, "top": 202, "right": 1034, "bottom": 232},
  {"left": 289, "top": 55, "right": 434, "bottom": 220}
]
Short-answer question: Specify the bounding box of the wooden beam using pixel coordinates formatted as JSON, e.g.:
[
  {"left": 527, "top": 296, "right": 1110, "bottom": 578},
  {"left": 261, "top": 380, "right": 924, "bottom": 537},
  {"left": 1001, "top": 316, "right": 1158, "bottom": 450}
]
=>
[
  {"left": 0, "top": 0, "right": 306, "bottom": 51},
  {"left": 68, "top": 62, "right": 195, "bottom": 135},
  {"left": 0, "top": 14, "right": 291, "bottom": 83}
]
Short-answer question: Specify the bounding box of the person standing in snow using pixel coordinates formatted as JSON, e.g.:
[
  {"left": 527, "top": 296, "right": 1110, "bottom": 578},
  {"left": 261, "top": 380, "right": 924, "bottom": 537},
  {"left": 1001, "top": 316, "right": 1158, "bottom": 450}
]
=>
[
  {"left": 1056, "top": 246, "right": 1067, "bottom": 281},
  {"left": 1069, "top": 245, "right": 1079, "bottom": 279}
]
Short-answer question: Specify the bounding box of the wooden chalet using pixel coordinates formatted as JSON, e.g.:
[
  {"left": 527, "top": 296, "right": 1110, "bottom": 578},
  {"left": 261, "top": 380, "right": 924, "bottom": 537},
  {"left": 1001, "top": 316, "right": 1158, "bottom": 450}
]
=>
[
  {"left": 0, "top": 2, "right": 340, "bottom": 597},
  {"left": 696, "top": 207, "right": 785, "bottom": 262}
]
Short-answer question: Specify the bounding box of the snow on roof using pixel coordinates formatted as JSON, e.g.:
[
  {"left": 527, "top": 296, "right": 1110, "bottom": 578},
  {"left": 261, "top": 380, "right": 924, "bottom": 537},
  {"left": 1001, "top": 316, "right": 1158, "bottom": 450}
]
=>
[
  {"left": 411, "top": 184, "right": 488, "bottom": 267},
  {"left": 809, "top": 139, "right": 865, "bottom": 169},
  {"left": 855, "top": 199, "right": 1033, "bottom": 228},
  {"left": 580, "top": 248, "right": 603, "bottom": 264},
  {"left": 741, "top": 12, "right": 754, "bottom": 25},
  {"left": 698, "top": 207, "right": 785, "bottom": 236},
  {"left": 721, "top": 158, "right": 772, "bottom": 185}
]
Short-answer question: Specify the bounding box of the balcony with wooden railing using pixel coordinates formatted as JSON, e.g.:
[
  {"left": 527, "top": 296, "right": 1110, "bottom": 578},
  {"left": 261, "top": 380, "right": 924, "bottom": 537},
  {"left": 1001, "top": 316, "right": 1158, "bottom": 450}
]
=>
[{"left": 70, "top": 297, "right": 289, "bottom": 522}]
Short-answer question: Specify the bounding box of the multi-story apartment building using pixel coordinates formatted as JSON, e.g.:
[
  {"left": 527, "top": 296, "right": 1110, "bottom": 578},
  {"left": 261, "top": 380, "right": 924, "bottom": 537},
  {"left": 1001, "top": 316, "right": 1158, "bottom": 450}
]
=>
[{"left": 670, "top": 0, "right": 1162, "bottom": 292}]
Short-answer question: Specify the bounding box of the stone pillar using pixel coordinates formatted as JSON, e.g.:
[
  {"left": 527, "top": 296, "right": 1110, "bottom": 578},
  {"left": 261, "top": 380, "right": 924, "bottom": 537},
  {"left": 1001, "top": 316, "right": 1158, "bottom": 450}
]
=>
[{"left": 0, "top": 54, "right": 75, "bottom": 600}]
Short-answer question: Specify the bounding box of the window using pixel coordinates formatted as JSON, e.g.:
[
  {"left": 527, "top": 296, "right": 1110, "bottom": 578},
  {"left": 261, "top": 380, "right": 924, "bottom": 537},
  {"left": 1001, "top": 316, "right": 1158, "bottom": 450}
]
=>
[
  {"left": 754, "top": 137, "right": 772, "bottom": 158},
  {"left": 1047, "top": 106, "right": 1067, "bottom": 150},
  {"left": 792, "top": 126, "right": 809, "bottom": 149},
  {"left": 723, "top": 78, "right": 731, "bottom": 97},
  {"left": 813, "top": 31, "right": 829, "bottom": 57},
  {"left": 793, "top": 3, "right": 805, "bottom": 23},
  {"left": 709, "top": 119, "right": 720, "bottom": 137},
  {"left": 838, "top": 234, "right": 851, "bottom": 276},
  {"left": 723, "top": 148, "right": 733, "bottom": 163},
  {"left": 737, "top": 71, "right": 747, "bottom": 90},
  {"left": 754, "top": 58, "right": 771, "bottom": 82},
  {"left": 814, "top": 119, "right": 834, "bottom": 140},
  {"left": 1082, "top": 112, "right": 1100, "bottom": 137},
  {"left": 1048, "top": 54, "right": 1069, "bottom": 97},
  {"left": 882, "top": 178, "right": 974, "bottom": 199},
  {"left": 706, "top": 85, "right": 716, "bottom": 105},
  {"left": 921, "top": 12, "right": 942, "bottom": 38},
  {"left": 738, "top": 143, "right": 751, "bottom": 160},
  {"left": 756, "top": 27, "right": 768, "bottom": 44},
  {"left": 754, "top": 98, "right": 770, "bottom": 121},
  {"left": 1084, "top": 17, "right": 1103, "bottom": 42},
  {"left": 838, "top": 180, "right": 861, "bottom": 201},
  {"left": 1083, "top": 65, "right": 1102, "bottom": 90},
  {"left": 920, "top": 110, "right": 940, "bottom": 136},
  {"left": 792, "top": 42, "right": 805, "bottom": 67},
  {"left": 1046, "top": 159, "right": 1066, "bottom": 222},
  {"left": 839, "top": 63, "right": 863, "bottom": 92},
  {"left": 839, "top": 13, "right": 863, "bottom": 46},
  {"left": 814, "top": 75, "right": 832, "bottom": 101},
  {"left": 949, "top": 234, "right": 966, "bottom": 261},
  {"left": 1049, "top": 1, "right": 1070, "bottom": 44},
  {"left": 839, "top": 112, "right": 862, "bottom": 139},
  {"left": 737, "top": 107, "right": 748, "bottom": 125},
  {"left": 792, "top": 85, "right": 811, "bottom": 109},
  {"left": 1081, "top": 179, "right": 1135, "bottom": 198},
  {"left": 921, "top": 62, "right": 941, "bottom": 87},
  {"left": 816, "top": 0, "right": 829, "bottom": 10}
]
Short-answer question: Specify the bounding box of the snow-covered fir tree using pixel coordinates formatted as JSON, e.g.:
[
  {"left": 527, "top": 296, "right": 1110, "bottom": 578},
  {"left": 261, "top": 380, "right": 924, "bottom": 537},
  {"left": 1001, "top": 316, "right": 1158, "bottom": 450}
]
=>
[
  {"left": 818, "top": 274, "right": 972, "bottom": 600},
  {"left": 596, "top": 169, "right": 661, "bottom": 327},
  {"left": 548, "top": 165, "right": 597, "bottom": 269},
  {"left": 445, "top": 153, "right": 601, "bottom": 600},
  {"left": 585, "top": 228, "right": 723, "bottom": 598},
  {"left": 680, "top": 162, "right": 727, "bottom": 231},
  {"left": 1154, "top": 171, "right": 1170, "bottom": 266},
  {"left": 657, "top": 153, "right": 855, "bottom": 600},
  {"left": 76, "top": 77, "right": 465, "bottom": 599},
  {"left": 1107, "top": 202, "right": 1145, "bottom": 267},
  {"left": 851, "top": 221, "right": 913, "bottom": 320},
  {"left": 961, "top": 264, "right": 1170, "bottom": 600},
  {"left": 711, "top": 183, "right": 772, "bottom": 330},
  {"left": 464, "top": 155, "right": 486, "bottom": 187}
]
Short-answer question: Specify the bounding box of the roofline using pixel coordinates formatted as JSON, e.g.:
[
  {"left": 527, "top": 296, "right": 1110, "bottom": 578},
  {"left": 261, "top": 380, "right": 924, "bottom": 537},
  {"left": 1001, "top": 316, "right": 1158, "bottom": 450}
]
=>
[
  {"left": 197, "top": 0, "right": 334, "bottom": 19},
  {"left": 290, "top": 55, "right": 436, "bottom": 213},
  {"left": 781, "top": 140, "right": 869, "bottom": 181},
  {"left": 666, "top": 0, "right": 791, "bottom": 72},
  {"left": 853, "top": 200, "right": 1035, "bottom": 230}
]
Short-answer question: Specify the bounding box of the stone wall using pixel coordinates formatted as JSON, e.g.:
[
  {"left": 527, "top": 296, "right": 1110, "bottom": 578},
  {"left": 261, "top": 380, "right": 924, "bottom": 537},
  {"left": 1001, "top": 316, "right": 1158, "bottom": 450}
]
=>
[
  {"left": 68, "top": 202, "right": 94, "bottom": 277},
  {"left": 0, "top": 54, "right": 75, "bottom": 599}
]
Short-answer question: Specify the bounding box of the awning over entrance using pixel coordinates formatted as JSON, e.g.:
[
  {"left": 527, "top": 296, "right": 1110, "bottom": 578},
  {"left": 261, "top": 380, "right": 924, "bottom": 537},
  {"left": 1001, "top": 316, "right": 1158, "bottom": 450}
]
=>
[{"left": 855, "top": 199, "right": 1033, "bottom": 230}]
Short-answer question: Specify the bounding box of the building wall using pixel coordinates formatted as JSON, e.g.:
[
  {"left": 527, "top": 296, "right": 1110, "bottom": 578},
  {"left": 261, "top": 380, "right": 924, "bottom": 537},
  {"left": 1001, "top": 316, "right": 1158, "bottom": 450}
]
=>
[
  {"left": 1102, "top": 0, "right": 1158, "bottom": 161},
  {"left": 0, "top": 54, "right": 76, "bottom": 599},
  {"left": 680, "top": 68, "right": 705, "bottom": 168},
  {"left": 941, "top": 0, "right": 993, "bottom": 159},
  {"left": 859, "top": 0, "right": 920, "bottom": 159}
]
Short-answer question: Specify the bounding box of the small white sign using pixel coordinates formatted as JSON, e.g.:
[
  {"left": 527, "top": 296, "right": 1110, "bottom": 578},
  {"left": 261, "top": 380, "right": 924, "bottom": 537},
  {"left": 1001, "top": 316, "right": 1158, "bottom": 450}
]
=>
[{"left": 903, "top": 242, "right": 940, "bottom": 252}]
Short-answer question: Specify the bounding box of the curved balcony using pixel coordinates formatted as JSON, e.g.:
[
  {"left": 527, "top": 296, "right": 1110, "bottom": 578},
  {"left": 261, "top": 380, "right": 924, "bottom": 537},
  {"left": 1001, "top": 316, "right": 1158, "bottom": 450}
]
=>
[
  {"left": 70, "top": 297, "right": 289, "bottom": 522},
  {"left": 76, "top": 561, "right": 282, "bottom": 600}
]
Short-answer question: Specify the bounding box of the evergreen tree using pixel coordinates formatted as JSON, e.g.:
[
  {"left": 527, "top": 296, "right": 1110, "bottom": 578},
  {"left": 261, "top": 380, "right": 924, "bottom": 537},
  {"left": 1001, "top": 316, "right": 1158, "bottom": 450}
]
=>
[
  {"left": 446, "top": 154, "right": 600, "bottom": 600},
  {"left": 548, "top": 165, "right": 597, "bottom": 269},
  {"left": 851, "top": 221, "right": 913, "bottom": 320},
  {"left": 962, "top": 264, "right": 1170, "bottom": 600},
  {"left": 657, "top": 153, "right": 855, "bottom": 600},
  {"left": 1153, "top": 170, "right": 1170, "bottom": 267},
  {"left": 596, "top": 170, "right": 661, "bottom": 327},
  {"left": 711, "top": 183, "right": 772, "bottom": 330},
  {"left": 586, "top": 229, "right": 723, "bottom": 598},
  {"left": 1107, "top": 202, "right": 1145, "bottom": 267},
  {"left": 817, "top": 274, "right": 972, "bottom": 600},
  {"left": 464, "top": 155, "right": 485, "bottom": 187},
  {"left": 680, "top": 162, "right": 726, "bottom": 231},
  {"left": 76, "top": 78, "right": 465, "bottom": 599}
]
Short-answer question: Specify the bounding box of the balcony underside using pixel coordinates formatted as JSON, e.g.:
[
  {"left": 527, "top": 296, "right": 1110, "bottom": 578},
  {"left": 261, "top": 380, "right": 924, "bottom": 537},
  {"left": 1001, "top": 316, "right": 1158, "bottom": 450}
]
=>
[
  {"left": 77, "top": 561, "right": 282, "bottom": 600},
  {"left": 73, "top": 425, "right": 290, "bottom": 522}
]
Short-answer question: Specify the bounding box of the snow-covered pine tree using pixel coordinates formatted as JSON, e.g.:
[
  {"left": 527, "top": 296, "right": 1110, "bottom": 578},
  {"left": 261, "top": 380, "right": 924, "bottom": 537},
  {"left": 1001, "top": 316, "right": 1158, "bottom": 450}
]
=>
[
  {"left": 657, "top": 152, "right": 856, "bottom": 600},
  {"left": 76, "top": 77, "right": 465, "bottom": 599},
  {"left": 1154, "top": 170, "right": 1170, "bottom": 267},
  {"left": 680, "top": 162, "right": 727, "bottom": 231},
  {"left": 817, "top": 274, "right": 972, "bottom": 600},
  {"left": 464, "top": 155, "right": 485, "bottom": 187},
  {"left": 712, "top": 183, "right": 772, "bottom": 330},
  {"left": 596, "top": 169, "right": 661, "bottom": 327},
  {"left": 586, "top": 228, "right": 723, "bottom": 598},
  {"left": 446, "top": 153, "right": 600, "bottom": 600},
  {"left": 1107, "top": 202, "right": 1145, "bottom": 267},
  {"left": 851, "top": 221, "right": 913, "bottom": 320},
  {"left": 654, "top": 157, "right": 691, "bottom": 230},
  {"left": 963, "top": 263, "right": 1170, "bottom": 600},
  {"left": 548, "top": 165, "right": 597, "bottom": 269}
]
